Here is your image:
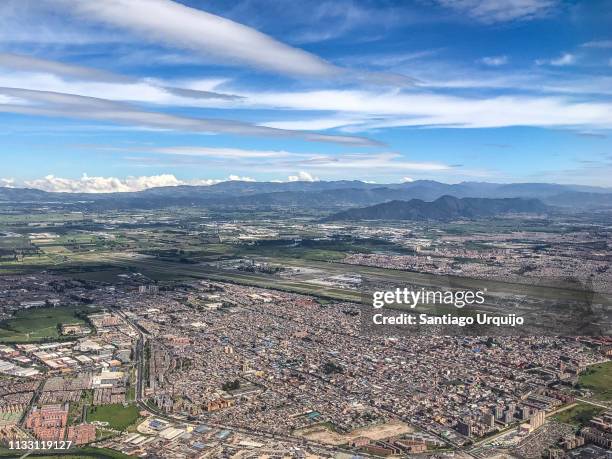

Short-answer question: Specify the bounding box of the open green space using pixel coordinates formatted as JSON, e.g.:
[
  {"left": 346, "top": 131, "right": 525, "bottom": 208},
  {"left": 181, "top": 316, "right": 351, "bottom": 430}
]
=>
[
  {"left": 86, "top": 403, "right": 140, "bottom": 431},
  {"left": 553, "top": 402, "right": 605, "bottom": 427},
  {"left": 236, "top": 237, "right": 411, "bottom": 262},
  {"left": 0, "top": 305, "right": 96, "bottom": 343},
  {"left": 579, "top": 361, "right": 612, "bottom": 401},
  {"left": 0, "top": 212, "right": 84, "bottom": 224}
]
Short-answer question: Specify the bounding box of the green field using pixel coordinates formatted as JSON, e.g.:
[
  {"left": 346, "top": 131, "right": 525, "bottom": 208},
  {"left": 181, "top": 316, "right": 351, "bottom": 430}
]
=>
[
  {"left": 0, "top": 306, "right": 95, "bottom": 343},
  {"left": 87, "top": 403, "right": 140, "bottom": 431},
  {"left": 553, "top": 402, "right": 605, "bottom": 427},
  {"left": 579, "top": 362, "right": 612, "bottom": 401}
]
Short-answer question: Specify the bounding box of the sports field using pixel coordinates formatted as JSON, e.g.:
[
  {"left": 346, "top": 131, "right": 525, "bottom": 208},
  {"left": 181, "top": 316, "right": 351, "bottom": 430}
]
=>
[
  {"left": 0, "top": 306, "right": 93, "bottom": 343},
  {"left": 87, "top": 403, "right": 140, "bottom": 431}
]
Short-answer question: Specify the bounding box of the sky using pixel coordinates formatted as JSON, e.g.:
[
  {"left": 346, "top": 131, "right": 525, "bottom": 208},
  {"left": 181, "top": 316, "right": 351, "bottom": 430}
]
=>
[{"left": 0, "top": 0, "right": 611, "bottom": 192}]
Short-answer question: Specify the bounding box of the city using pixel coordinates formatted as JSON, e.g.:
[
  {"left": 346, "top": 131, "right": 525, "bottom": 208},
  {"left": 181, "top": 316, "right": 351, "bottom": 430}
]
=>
[
  {"left": 0, "top": 202, "right": 610, "bottom": 458},
  {"left": 1, "top": 0, "right": 612, "bottom": 457}
]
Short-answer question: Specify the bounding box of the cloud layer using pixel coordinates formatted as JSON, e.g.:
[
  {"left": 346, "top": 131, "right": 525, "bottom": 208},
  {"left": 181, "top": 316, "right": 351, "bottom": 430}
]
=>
[
  {"left": 20, "top": 174, "right": 257, "bottom": 193},
  {"left": 12, "top": 172, "right": 327, "bottom": 193},
  {"left": 62, "top": 0, "right": 340, "bottom": 78},
  {"left": 0, "top": 87, "right": 380, "bottom": 146},
  {"left": 436, "top": 0, "right": 557, "bottom": 23}
]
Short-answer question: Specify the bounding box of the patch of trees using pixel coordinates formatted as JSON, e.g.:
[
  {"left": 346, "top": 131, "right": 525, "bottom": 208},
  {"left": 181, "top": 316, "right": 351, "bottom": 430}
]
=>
[
  {"left": 322, "top": 361, "right": 344, "bottom": 375},
  {"left": 222, "top": 379, "right": 241, "bottom": 391}
]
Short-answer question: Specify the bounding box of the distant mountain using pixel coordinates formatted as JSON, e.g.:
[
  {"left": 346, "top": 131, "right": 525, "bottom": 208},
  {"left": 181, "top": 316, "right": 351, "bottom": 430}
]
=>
[
  {"left": 323, "top": 196, "right": 550, "bottom": 221},
  {"left": 1, "top": 180, "right": 610, "bottom": 210},
  {"left": 544, "top": 191, "right": 612, "bottom": 209}
]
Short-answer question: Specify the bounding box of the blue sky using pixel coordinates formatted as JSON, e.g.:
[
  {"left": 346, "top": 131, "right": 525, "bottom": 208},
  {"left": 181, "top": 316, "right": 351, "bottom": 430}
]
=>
[{"left": 0, "top": 0, "right": 611, "bottom": 192}]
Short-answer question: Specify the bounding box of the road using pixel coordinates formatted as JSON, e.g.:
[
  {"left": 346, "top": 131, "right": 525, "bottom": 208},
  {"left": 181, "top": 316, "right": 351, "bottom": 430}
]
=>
[{"left": 576, "top": 398, "right": 610, "bottom": 409}]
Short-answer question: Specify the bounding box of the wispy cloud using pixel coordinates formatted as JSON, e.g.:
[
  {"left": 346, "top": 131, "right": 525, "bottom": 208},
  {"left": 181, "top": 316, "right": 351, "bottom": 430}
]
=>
[
  {"left": 0, "top": 52, "right": 241, "bottom": 101},
  {"left": 243, "top": 89, "right": 612, "bottom": 130},
  {"left": 291, "top": 153, "right": 452, "bottom": 172},
  {"left": 0, "top": 0, "right": 120, "bottom": 45},
  {"left": 480, "top": 55, "right": 508, "bottom": 66},
  {"left": 147, "top": 146, "right": 294, "bottom": 159},
  {"left": 435, "top": 0, "right": 557, "bottom": 24},
  {"left": 118, "top": 148, "right": 455, "bottom": 178},
  {"left": 60, "top": 0, "right": 340, "bottom": 78},
  {"left": 536, "top": 53, "right": 576, "bottom": 66},
  {"left": 581, "top": 40, "right": 612, "bottom": 48},
  {"left": 89, "top": 144, "right": 453, "bottom": 175},
  {"left": 0, "top": 87, "right": 381, "bottom": 146}
]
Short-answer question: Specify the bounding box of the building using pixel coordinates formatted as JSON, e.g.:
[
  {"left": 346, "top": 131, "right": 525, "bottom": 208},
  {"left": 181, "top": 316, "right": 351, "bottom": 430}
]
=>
[
  {"left": 67, "top": 423, "right": 96, "bottom": 445},
  {"left": 205, "top": 398, "right": 234, "bottom": 412},
  {"left": 60, "top": 323, "right": 91, "bottom": 336},
  {"left": 456, "top": 420, "right": 473, "bottom": 437},
  {"left": 521, "top": 406, "right": 530, "bottom": 420},
  {"left": 25, "top": 404, "right": 69, "bottom": 441},
  {"left": 25, "top": 404, "right": 68, "bottom": 429},
  {"left": 395, "top": 439, "right": 427, "bottom": 453},
  {"left": 590, "top": 410, "right": 612, "bottom": 433},
  {"left": 580, "top": 427, "right": 612, "bottom": 449},
  {"left": 559, "top": 434, "right": 584, "bottom": 450},
  {"left": 530, "top": 410, "right": 545, "bottom": 429}
]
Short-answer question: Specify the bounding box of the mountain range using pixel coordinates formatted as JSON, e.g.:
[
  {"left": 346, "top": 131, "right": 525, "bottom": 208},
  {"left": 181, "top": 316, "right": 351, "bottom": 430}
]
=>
[
  {"left": 1, "top": 180, "right": 611, "bottom": 211},
  {"left": 323, "top": 196, "right": 550, "bottom": 221}
]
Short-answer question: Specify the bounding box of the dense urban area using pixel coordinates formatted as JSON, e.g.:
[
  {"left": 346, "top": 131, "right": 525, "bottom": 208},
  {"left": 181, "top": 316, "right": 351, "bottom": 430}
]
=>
[{"left": 0, "top": 197, "right": 610, "bottom": 458}]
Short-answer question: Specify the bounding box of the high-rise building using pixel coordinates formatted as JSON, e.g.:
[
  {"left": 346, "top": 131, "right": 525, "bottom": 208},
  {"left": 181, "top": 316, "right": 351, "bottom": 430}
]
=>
[
  {"left": 457, "top": 420, "right": 473, "bottom": 437},
  {"left": 530, "top": 410, "right": 545, "bottom": 429}
]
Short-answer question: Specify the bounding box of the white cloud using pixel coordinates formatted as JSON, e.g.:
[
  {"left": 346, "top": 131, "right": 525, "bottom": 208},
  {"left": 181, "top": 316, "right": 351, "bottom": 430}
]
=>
[
  {"left": 0, "top": 0, "right": 122, "bottom": 45},
  {"left": 0, "top": 53, "right": 125, "bottom": 82},
  {"left": 480, "top": 55, "right": 508, "bottom": 66},
  {"left": 287, "top": 171, "right": 319, "bottom": 182},
  {"left": 436, "top": 0, "right": 557, "bottom": 24},
  {"left": 149, "top": 146, "right": 292, "bottom": 159},
  {"left": 262, "top": 117, "right": 361, "bottom": 131},
  {"left": 0, "top": 178, "right": 16, "bottom": 188},
  {"left": 60, "top": 0, "right": 339, "bottom": 78},
  {"left": 0, "top": 87, "right": 380, "bottom": 147},
  {"left": 120, "top": 147, "right": 455, "bottom": 176},
  {"left": 227, "top": 175, "right": 255, "bottom": 182},
  {"left": 24, "top": 173, "right": 184, "bottom": 193},
  {"left": 581, "top": 40, "right": 612, "bottom": 49},
  {"left": 21, "top": 173, "right": 260, "bottom": 193},
  {"left": 0, "top": 53, "right": 241, "bottom": 102},
  {"left": 549, "top": 53, "right": 576, "bottom": 66},
  {"left": 403, "top": 176, "right": 414, "bottom": 182},
  {"left": 536, "top": 53, "right": 576, "bottom": 66},
  {"left": 295, "top": 153, "right": 451, "bottom": 172},
  {"left": 241, "top": 89, "right": 612, "bottom": 130}
]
